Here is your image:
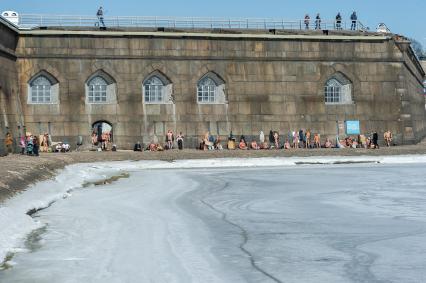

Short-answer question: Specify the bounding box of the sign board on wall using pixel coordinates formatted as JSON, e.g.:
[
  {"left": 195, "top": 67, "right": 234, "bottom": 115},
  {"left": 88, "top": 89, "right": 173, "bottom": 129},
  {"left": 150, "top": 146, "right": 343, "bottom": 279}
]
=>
[{"left": 346, "top": 120, "right": 360, "bottom": 135}]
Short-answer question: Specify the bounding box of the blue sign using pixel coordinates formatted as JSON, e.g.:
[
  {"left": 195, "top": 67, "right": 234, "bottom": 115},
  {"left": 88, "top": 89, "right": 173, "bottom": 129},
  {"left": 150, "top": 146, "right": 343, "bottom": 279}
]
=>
[{"left": 346, "top": 120, "right": 360, "bottom": 135}]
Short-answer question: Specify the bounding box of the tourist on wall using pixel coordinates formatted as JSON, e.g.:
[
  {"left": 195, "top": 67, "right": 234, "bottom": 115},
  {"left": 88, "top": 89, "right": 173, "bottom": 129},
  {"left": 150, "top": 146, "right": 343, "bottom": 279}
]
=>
[
  {"left": 176, "top": 132, "right": 184, "bottom": 150},
  {"left": 4, "top": 132, "right": 13, "bottom": 155},
  {"left": 350, "top": 11, "right": 357, "bottom": 30},
  {"left": 133, "top": 141, "right": 142, "bottom": 151},
  {"left": 304, "top": 14, "right": 310, "bottom": 30},
  {"left": 96, "top": 7, "right": 105, "bottom": 28},
  {"left": 335, "top": 13, "right": 342, "bottom": 30},
  {"left": 315, "top": 14, "right": 321, "bottom": 30}
]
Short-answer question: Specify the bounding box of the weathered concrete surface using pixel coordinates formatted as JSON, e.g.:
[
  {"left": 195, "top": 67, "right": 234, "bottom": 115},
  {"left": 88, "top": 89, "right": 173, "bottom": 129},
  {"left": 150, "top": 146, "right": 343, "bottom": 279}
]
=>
[
  {"left": 1, "top": 21, "right": 425, "bottom": 150},
  {"left": 0, "top": 17, "right": 19, "bottom": 156}
]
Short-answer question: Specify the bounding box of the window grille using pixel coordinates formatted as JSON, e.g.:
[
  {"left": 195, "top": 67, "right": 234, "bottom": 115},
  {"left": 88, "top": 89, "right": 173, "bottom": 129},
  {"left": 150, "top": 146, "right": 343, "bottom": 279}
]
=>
[
  {"left": 144, "top": 76, "right": 164, "bottom": 103},
  {"left": 30, "top": 76, "right": 52, "bottom": 103},
  {"left": 197, "top": 77, "right": 217, "bottom": 103},
  {"left": 88, "top": 76, "right": 107, "bottom": 103}
]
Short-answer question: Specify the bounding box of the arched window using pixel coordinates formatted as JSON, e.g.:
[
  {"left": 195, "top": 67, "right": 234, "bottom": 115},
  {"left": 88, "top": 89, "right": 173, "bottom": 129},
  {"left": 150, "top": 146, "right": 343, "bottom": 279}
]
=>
[
  {"left": 197, "top": 77, "right": 217, "bottom": 103},
  {"left": 30, "top": 76, "right": 51, "bottom": 103},
  {"left": 88, "top": 76, "right": 108, "bottom": 103},
  {"left": 197, "top": 72, "right": 226, "bottom": 104},
  {"left": 142, "top": 71, "right": 173, "bottom": 104},
  {"left": 324, "top": 73, "right": 352, "bottom": 104},
  {"left": 27, "top": 71, "right": 59, "bottom": 104},
  {"left": 85, "top": 70, "right": 116, "bottom": 104},
  {"left": 324, "top": 79, "right": 342, "bottom": 103},
  {"left": 144, "top": 76, "right": 165, "bottom": 103}
]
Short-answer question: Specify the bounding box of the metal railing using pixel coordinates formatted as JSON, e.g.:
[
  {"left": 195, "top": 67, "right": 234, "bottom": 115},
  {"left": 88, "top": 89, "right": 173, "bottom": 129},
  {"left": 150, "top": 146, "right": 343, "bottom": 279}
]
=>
[{"left": 16, "top": 14, "right": 366, "bottom": 31}]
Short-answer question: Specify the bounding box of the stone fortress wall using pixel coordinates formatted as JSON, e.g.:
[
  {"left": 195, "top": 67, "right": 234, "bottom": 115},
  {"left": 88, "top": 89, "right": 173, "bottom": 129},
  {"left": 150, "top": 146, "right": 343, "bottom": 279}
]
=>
[{"left": 1, "top": 17, "right": 425, "bottom": 151}]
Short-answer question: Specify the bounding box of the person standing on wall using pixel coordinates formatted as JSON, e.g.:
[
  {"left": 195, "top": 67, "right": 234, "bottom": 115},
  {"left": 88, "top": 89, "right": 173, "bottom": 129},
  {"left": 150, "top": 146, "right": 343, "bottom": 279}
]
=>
[
  {"left": 4, "top": 132, "right": 13, "bottom": 155},
  {"left": 350, "top": 11, "right": 357, "bottom": 30},
  {"left": 304, "top": 14, "right": 310, "bottom": 30},
  {"left": 335, "top": 12, "right": 342, "bottom": 30},
  {"left": 97, "top": 6, "right": 105, "bottom": 28},
  {"left": 315, "top": 13, "right": 321, "bottom": 30}
]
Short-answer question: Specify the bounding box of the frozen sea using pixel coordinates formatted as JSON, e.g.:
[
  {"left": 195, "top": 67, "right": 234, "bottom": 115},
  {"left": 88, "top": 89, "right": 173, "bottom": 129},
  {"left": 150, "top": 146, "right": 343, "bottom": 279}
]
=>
[{"left": 1, "top": 156, "right": 426, "bottom": 283}]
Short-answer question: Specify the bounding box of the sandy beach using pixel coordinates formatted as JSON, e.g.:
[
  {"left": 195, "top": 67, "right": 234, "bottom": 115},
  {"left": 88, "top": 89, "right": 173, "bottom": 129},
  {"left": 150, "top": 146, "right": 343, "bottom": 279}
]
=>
[{"left": 1, "top": 142, "right": 426, "bottom": 203}]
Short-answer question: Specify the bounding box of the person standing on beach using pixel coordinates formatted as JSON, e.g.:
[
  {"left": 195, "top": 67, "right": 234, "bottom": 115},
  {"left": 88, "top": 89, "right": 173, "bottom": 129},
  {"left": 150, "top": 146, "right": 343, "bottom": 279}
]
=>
[
  {"left": 176, "top": 132, "right": 184, "bottom": 150},
  {"left": 166, "top": 130, "right": 174, "bottom": 150},
  {"left": 4, "top": 132, "right": 13, "bottom": 155}
]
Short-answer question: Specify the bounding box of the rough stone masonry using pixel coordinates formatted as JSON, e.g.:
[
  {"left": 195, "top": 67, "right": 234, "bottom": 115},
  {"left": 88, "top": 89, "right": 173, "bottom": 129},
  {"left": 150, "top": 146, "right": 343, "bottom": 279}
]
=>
[{"left": 0, "top": 16, "right": 425, "bottom": 153}]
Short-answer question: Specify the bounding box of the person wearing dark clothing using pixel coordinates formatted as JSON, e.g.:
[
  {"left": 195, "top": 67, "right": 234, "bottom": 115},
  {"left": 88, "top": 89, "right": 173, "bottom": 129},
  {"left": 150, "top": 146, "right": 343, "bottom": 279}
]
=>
[
  {"left": 176, "top": 132, "right": 184, "bottom": 150},
  {"left": 134, "top": 141, "right": 142, "bottom": 152},
  {"left": 372, "top": 132, "right": 379, "bottom": 149},
  {"left": 269, "top": 130, "right": 274, "bottom": 144},
  {"left": 96, "top": 6, "right": 105, "bottom": 27},
  {"left": 315, "top": 14, "right": 321, "bottom": 30},
  {"left": 304, "top": 14, "right": 310, "bottom": 30},
  {"left": 350, "top": 11, "right": 357, "bottom": 30},
  {"left": 298, "top": 129, "right": 304, "bottom": 148},
  {"left": 335, "top": 13, "right": 342, "bottom": 30},
  {"left": 33, "top": 136, "right": 39, "bottom": 156}
]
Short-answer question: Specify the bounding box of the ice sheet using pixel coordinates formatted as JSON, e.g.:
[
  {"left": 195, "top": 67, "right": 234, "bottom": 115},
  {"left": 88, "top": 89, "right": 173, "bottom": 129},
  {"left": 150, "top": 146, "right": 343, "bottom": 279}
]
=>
[{"left": 0, "top": 155, "right": 426, "bottom": 282}]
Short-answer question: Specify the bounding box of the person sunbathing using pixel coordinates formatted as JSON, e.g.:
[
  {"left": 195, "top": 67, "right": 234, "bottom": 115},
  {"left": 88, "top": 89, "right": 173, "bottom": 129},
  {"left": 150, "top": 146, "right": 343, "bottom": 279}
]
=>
[
  {"left": 324, "top": 138, "right": 332, "bottom": 148},
  {"left": 239, "top": 139, "right": 248, "bottom": 150},
  {"left": 251, "top": 140, "right": 260, "bottom": 150},
  {"left": 149, "top": 143, "right": 157, "bottom": 151},
  {"left": 284, "top": 139, "right": 291, "bottom": 149}
]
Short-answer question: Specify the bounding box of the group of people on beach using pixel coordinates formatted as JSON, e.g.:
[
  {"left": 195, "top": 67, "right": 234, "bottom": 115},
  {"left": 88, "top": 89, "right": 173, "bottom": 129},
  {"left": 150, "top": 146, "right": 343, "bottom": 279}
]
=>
[
  {"left": 131, "top": 128, "right": 393, "bottom": 153},
  {"left": 304, "top": 11, "right": 358, "bottom": 30},
  {"left": 2, "top": 132, "right": 72, "bottom": 156},
  {"left": 197, "top": 129, "right": 391, "bottom": 151},
  {"left": 3, "top": 128, "right": 393, "bottom": 155},
  {"left": 139, "top": 130, "right": 184, "bottom": 152}
]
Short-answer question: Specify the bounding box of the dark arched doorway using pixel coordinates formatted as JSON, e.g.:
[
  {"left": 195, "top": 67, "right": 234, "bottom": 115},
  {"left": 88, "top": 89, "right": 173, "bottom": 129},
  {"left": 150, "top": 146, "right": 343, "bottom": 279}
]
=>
[{"left": 91, "top": 121, "right": 113, "bottom": 150}]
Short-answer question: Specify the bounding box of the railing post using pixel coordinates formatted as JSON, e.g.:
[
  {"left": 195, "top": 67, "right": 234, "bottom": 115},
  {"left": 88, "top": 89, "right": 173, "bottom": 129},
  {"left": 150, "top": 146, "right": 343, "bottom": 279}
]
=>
[{"left": 246, "top": 19, "right": 249, "bottom": 29}]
